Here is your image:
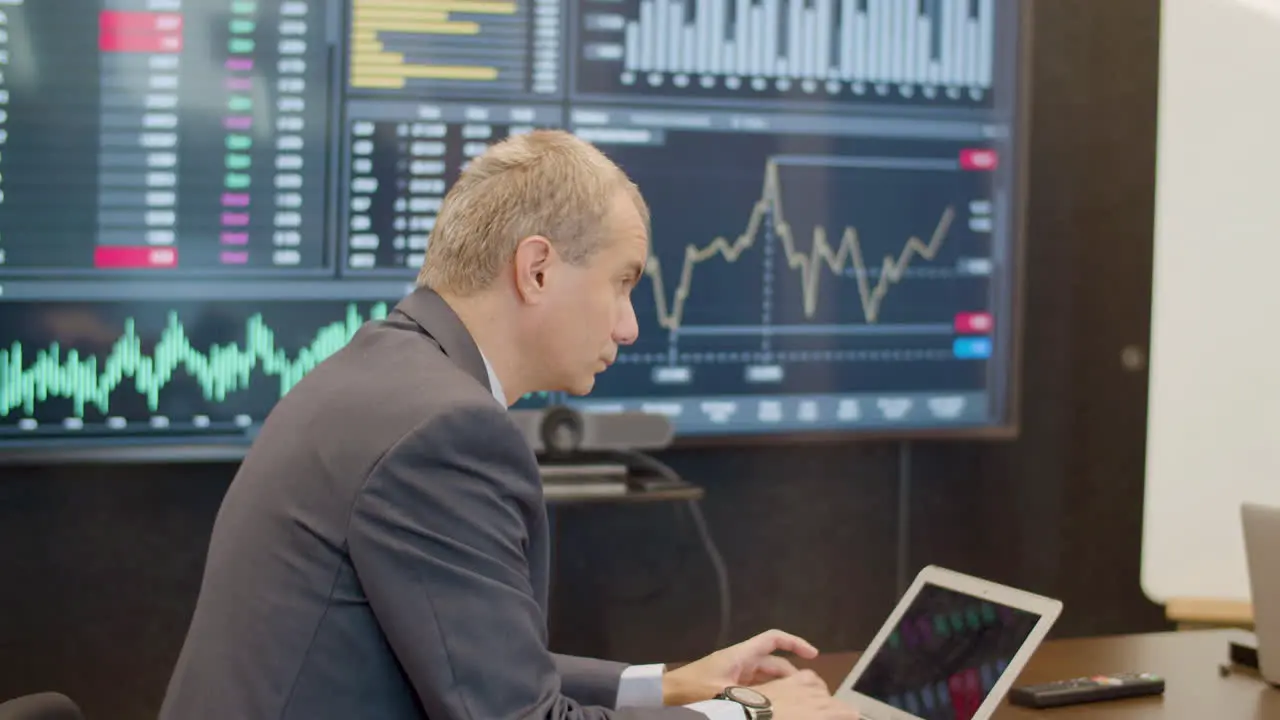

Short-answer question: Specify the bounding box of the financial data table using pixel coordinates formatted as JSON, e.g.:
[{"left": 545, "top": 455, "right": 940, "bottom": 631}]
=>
[{"left": 0, "top": 0, "right": 332, "bottom": 274}]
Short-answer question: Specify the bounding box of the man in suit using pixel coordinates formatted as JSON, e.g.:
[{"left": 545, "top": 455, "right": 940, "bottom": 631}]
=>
[{"left": 160, "top": 130, "right": 858, "bottom": 719}]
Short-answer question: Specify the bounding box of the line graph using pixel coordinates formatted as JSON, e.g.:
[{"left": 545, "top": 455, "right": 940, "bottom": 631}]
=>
[
  {"left": 645, "top": 156, "right": 958, "bottom": 331},
  {"left": 570, "top": 128, "right": 1001, "bottom": 416}
]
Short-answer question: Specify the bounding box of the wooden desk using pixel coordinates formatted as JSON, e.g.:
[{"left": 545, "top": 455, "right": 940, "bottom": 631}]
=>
[
  {"left": 802, "top": 629, "right": 1277, "bottom": 719},
  {"left": 1164, "top": 597, "right": 1254, "bottom": 630}
]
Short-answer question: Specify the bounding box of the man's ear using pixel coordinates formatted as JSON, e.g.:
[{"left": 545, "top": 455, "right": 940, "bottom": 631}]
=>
[{"left": 512, "top": 235, "right": 554, "bottom": 303}]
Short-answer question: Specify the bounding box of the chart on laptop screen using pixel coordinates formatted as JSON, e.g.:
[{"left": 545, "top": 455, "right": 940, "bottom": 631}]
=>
[{"left": 852, "top": 583, "right": 1039, "bottom": 720}]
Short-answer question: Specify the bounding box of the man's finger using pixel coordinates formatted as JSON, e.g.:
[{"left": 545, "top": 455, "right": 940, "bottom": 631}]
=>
[
  {"left": 751, "top": 655, "right": 799, "bottom": 680},
  {"left": 743, "top": 629, "right": 820, "bottom": 659},
  {"left": 796, "top": 669, "right": 828, "bottom": 689}
]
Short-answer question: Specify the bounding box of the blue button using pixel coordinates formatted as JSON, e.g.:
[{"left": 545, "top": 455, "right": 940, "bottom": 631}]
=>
[{"left": 953, "top": 337, "right": 993, "bottom": 359}]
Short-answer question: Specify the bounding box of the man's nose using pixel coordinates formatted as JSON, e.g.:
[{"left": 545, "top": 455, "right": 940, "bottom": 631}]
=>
[{"left": 614, "top": 300, "right": 639, "bottom": 345}]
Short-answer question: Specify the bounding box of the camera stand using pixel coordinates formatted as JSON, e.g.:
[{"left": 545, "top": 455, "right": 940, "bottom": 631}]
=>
[
  {"left": 539, "top": 461, "right": 631, "bottom": 500},
  {"left": 537, "top": 452, "right": 704, "bottom": 503},
  {"left": 511, "top": 405, "right": 701, "bottom": 501}
]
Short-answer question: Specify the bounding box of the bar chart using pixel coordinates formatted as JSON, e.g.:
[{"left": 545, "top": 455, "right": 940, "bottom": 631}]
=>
[
  {"left": 348, "top": 0, "right": 561, "bottom": 98},
  {"left": 576, "top": 0, "right": 997, "bottom": 106}
]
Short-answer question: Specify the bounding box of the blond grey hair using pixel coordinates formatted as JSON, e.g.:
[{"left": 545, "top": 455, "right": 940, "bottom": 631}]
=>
[{"left": 417, "top": 129, "right": 648, "bottom": 295}]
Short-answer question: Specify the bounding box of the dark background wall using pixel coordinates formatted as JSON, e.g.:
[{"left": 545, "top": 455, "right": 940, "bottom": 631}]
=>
[{"left": 0, "top": 2, "right": 1167, "bottom": 718}]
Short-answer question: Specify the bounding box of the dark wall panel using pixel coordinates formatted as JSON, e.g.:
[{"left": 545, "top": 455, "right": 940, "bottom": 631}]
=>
[
  {"left": 1041, "top": 0, "right": 1164, "bottom": 636},
  {"left": 0, "top": 2, "right": 1168, "bottom": 718},
  {"left": 0, "top": 467, "right": 226, "bottom": 720}
]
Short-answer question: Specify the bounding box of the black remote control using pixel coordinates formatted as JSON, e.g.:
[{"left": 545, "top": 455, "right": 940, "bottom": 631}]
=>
[{"left": 1008, "top": 672, "right": 1165, "bottom": 708}]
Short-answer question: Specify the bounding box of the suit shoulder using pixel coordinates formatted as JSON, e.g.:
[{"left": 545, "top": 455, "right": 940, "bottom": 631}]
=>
[
  {"left": 289, "top": 318, "right": 494, "bottom": 426},
  {"left": 240, "top": 317, "right": 514, "bottom": 490},
  {"left": 380, "top": 395, "right": 535, "bottom": 474}
]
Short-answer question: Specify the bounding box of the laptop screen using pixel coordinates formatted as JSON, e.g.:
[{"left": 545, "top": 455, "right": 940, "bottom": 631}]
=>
[{"left": 851, "top": 582, "right": 1041, "bottom": 720}]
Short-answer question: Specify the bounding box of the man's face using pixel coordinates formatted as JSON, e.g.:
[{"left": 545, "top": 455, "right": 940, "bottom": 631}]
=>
[{"left": 534, "top": 190, "right": 646, "bottom": 396}]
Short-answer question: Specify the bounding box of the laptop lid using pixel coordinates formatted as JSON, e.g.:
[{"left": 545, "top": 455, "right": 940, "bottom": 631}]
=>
[
  {"left": 834, "top": 566, "right": 1062, "bottom": 720},
  {"left": 1242, "top": 502, "right": 1280, "bottom": 685}
]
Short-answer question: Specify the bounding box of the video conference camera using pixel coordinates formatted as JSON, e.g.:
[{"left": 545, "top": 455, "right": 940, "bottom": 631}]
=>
[{"left": 509, "top": 406, "right": 674, "bottom": 457}]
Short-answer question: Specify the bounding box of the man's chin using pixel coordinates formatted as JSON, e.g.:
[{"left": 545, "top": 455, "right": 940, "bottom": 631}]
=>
[{"left": 564, "top": 375, "right": 597, "bottom": 397}]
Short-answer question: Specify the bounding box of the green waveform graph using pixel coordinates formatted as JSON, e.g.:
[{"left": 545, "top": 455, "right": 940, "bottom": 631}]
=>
[{"left": 1, "top": 303, "right": 390, "bottom": 419}]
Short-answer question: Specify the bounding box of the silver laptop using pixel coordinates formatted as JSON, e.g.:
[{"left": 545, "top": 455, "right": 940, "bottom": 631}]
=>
[
  {"left": 1242, "top": 502, "right": 1280, "bottom": 685},
  {"left": 834, "top": 566, "right": 1062, "bottom": 720}
]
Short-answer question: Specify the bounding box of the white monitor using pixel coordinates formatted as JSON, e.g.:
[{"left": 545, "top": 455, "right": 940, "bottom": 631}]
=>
[
  {"left": 1242, "top": 502, "right": 1280, "bottom": 686},
  {"left": 835, "top": 566, "right": 1063, "bottom": 720}
]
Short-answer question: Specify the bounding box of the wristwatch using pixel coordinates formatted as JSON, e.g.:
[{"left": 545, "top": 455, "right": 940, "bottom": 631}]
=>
[{"left": 715, "top": 686, "right": 773, "bottom": 719}]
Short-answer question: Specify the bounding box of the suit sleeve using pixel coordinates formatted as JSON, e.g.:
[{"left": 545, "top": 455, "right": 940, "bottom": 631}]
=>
[
  {"left": 347, "top": 404, "right": 702, "bottom": 720},
  {"left": 552, "top": 654, "right": 628, "bottom": 707}
]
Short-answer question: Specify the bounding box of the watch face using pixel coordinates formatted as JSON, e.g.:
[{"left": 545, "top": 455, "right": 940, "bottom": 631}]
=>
[{"left": 726, "top": 686, "right": 769, "bottom": 708}]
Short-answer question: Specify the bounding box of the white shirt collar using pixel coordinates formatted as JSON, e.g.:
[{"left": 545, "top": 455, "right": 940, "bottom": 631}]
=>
[{"left": 477, "top": 349, "right": 506, "bottom": 407}]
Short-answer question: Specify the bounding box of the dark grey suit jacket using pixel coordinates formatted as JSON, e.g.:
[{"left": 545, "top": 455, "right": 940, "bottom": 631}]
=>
[{"left": 159, "top": 288, "right": 702, "bottom": 719}]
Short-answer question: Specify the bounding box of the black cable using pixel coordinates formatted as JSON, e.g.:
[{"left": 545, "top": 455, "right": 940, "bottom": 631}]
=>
[
  {"left": 605, "top": 449, "right": 732, "bottom": 651},
  {"left": 685, "top": 498, "right": 732, "bottom": 650},
  {"left": 896, "top": 440, "right": 912, "bottom": 596}
]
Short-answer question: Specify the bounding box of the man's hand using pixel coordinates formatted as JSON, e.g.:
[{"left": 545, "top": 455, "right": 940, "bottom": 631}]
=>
[
  {"left": 662, "top": 629, "right": 821, "bottom": 705},
  {"left": 752, "top": 671, "right": 860, "bottom": 719}
]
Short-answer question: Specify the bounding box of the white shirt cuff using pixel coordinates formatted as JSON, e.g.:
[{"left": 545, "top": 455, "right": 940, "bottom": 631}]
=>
[
  {"left": 615, "top": 663, "right": 665, "bottom": 708},
  {"left": 615, "top": 665, "right": 742, "bottom": 718},
  {"left": 686, "top": 699, "right": 747, "bottom": 719}
]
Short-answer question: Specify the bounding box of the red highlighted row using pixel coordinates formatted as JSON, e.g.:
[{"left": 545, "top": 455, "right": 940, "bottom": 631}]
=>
[
  {"left": 95, "top": 246, "right": 177, "bottom": 269},
  {"left": 954, "top": 312, "right": 993, "bottom": 334},
  {"left": 99, "top": 11, "right": 183, "bottom": 53},
  {"left": 959, "top": 149, "right": 999, "bottom": 171},
  {"left": 99, "top": 10, "right": 183, "bottom": 33}
]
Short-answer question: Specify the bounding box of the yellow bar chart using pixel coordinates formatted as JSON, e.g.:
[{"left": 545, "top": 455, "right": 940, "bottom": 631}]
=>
[{"left": 349, "top": 0, "right": 521, "bottom": 91}]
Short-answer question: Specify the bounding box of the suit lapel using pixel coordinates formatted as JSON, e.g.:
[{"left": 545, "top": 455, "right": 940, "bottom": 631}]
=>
[{"left": 391, "top": 286, "right": 492, "bottom": 396}]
